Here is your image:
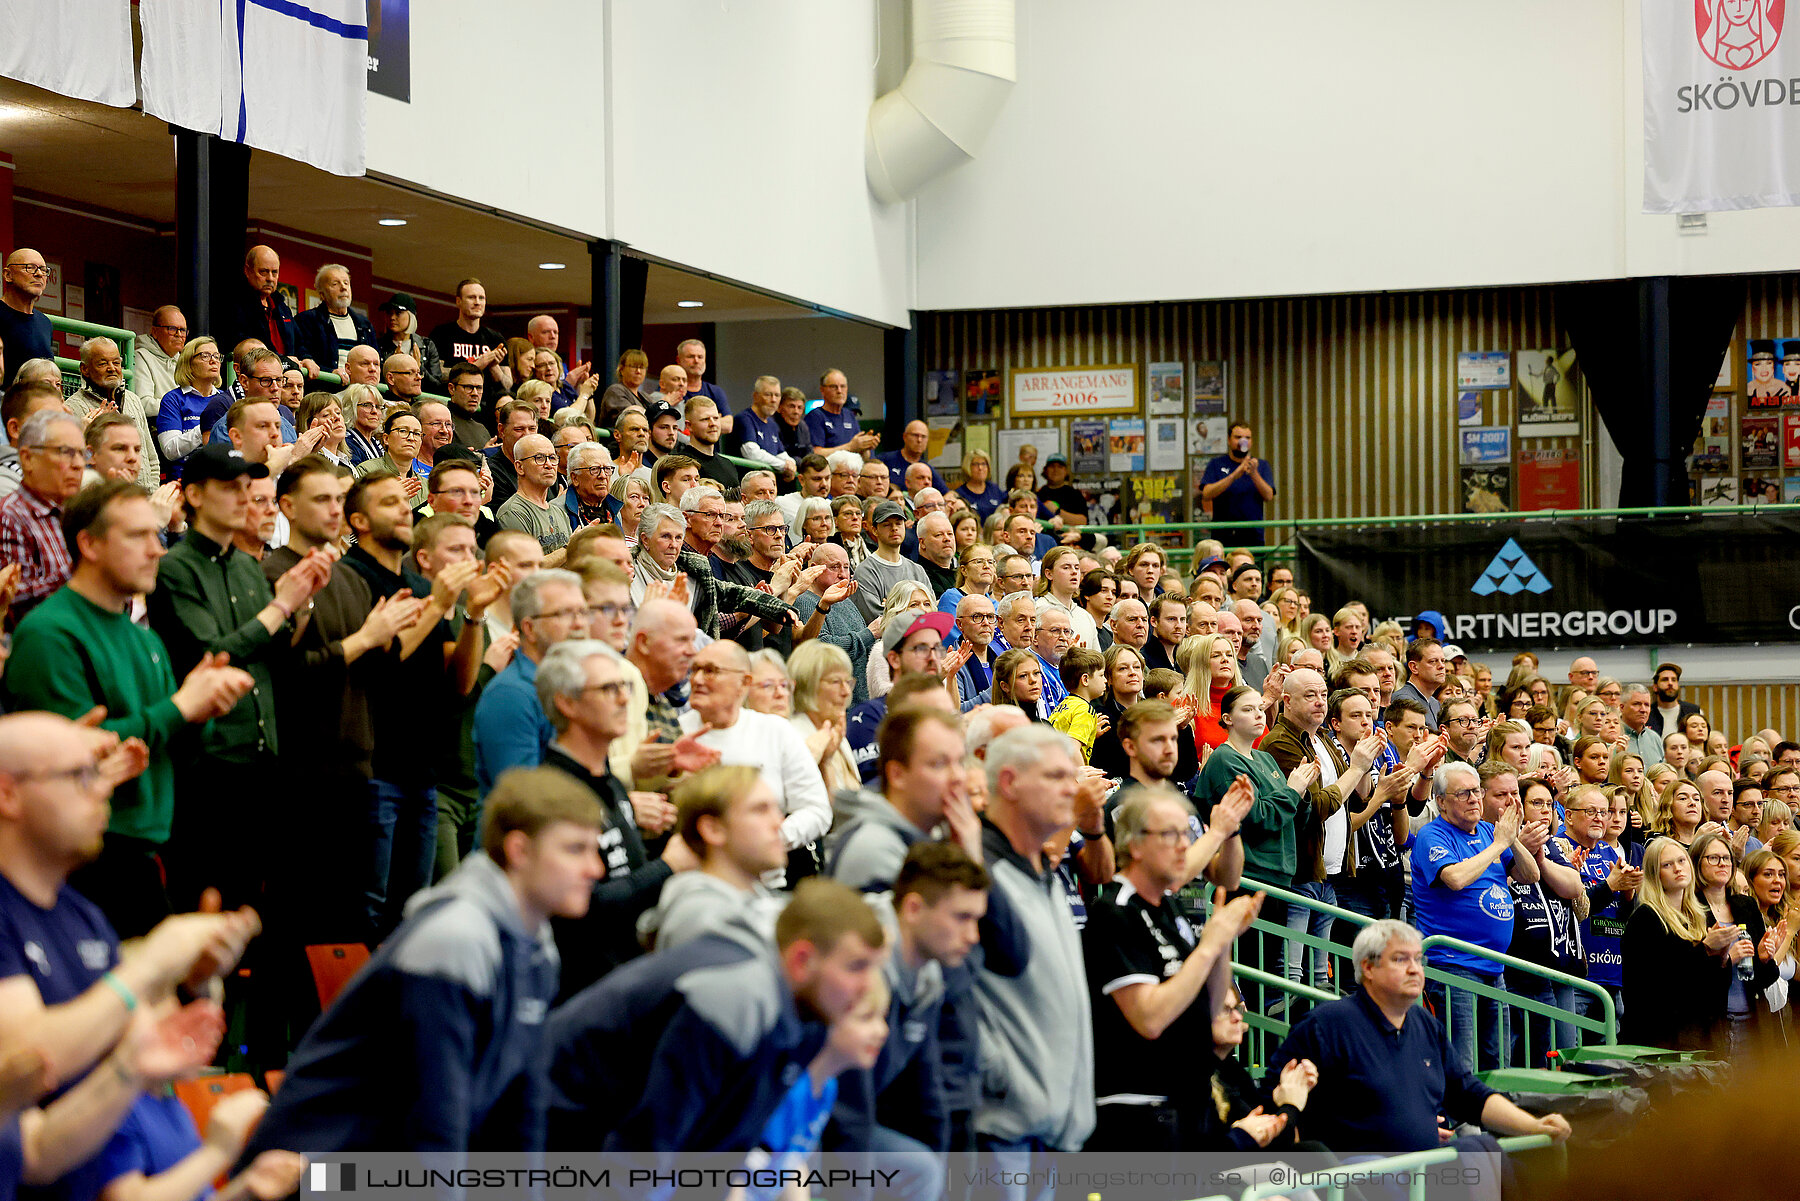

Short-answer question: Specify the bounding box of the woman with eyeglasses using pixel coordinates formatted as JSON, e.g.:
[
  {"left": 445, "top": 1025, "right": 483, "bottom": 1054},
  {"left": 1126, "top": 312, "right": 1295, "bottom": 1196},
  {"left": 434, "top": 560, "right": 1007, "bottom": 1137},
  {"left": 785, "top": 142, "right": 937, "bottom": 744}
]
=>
[
  {"left": 1507, "top": 778, "right": 1589, "bottom": 1065},
  {"left": 935, "top": 543, "right": 995, "bottom": 622},
  {"left": 156, "top": 337, "right": 226, "bottom": 469},
  {"left": 787, "top": 640, "right": 857, "bottom": 797},
  {"left": 337, "top": 382, "right": 387, "bottom": 466},
  {"left": 1692, "top": 830, "right": 1779, "bottom": 1054},
  {"left": 353, "top": 409, "right": 430, "bottom": 509},
  {"left": 613, "top": 473, "right": 652, "bottom": 548},
  {"left": 1198, "top": 983, "right": 1319, "bottom": 1153},
  {"left": 1621, "top": 836, "right": 1736, "bottom": 1049},
  {"left": 828, "top": 497, "right": 868, "bottom": 566}
]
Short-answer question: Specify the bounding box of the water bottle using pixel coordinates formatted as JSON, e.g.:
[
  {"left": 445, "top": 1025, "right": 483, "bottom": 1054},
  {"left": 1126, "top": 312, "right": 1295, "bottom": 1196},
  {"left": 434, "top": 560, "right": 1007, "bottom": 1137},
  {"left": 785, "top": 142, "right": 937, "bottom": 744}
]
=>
[{"left": 1736, "top": 927, "right": 1756, "bottom": 982}]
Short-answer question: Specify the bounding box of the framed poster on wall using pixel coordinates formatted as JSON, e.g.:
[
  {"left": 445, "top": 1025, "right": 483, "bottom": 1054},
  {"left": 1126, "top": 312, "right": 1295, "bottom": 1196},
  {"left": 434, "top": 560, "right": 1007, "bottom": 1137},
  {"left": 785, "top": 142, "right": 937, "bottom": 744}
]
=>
[{"left": 1007, "top": 364, "right": 1139, "bottom": 421}]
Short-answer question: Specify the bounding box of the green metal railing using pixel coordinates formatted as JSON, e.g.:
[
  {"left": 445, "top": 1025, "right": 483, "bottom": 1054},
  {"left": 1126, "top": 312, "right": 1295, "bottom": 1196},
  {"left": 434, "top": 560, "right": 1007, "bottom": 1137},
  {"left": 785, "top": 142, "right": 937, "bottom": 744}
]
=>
[
  {"left": 1231, "top": 1134, "right": 1556, "bottom": 1201},
  {"left": 1228, "top": 877, "right": 1616, "bottom": 1071},
  {"left": 48, "top": 316, "right": 139, "bottom": 398},
  {"left": 1083, "top": 502, "right": 1800, "bottom": 564}
]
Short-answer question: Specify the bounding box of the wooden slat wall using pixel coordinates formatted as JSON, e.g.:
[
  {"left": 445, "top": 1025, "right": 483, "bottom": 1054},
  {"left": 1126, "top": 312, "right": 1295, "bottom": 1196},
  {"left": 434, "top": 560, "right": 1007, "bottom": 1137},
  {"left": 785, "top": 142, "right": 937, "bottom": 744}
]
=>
[
  {"left": 922, "top": 289, "right": 1588, "bottom": 528},
  {"left": 1681, "top": 685, "right": 1800, "bottom": 749}
]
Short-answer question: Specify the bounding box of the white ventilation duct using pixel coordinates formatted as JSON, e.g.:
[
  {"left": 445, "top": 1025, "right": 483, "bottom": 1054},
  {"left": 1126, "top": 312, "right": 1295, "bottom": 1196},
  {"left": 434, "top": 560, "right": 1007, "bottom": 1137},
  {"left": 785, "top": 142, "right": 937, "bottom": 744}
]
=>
[{"left": 866, "top": 0, "right": 1017, "bottom": 204}]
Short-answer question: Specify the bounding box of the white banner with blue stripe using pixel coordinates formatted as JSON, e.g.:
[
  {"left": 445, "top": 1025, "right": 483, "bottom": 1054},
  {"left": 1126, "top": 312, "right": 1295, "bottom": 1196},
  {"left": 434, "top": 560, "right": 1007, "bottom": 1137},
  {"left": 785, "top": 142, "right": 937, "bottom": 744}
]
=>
[
  {"left": 0, "top": 0, "right": 135, "bottom": 107},
  {"left": 141, "top": 0, "right": 368, "bottom": 177}
]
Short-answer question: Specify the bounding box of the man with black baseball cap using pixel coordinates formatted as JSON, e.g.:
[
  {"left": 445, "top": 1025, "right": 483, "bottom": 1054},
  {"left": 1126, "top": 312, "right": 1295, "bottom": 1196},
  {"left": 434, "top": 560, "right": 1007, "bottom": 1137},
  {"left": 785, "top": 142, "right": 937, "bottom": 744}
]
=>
[
  {"left": 375, "top": 291, "right": 446, "bottom": 394},
  {"left": 642, "top": 399, "right": 682, "bottom": 466},
  {"left": 851, "top": 498, "right": 930, "bottom": 622},
  {"left": 148, "top": 442, "right": 335, "bottom": 910}
]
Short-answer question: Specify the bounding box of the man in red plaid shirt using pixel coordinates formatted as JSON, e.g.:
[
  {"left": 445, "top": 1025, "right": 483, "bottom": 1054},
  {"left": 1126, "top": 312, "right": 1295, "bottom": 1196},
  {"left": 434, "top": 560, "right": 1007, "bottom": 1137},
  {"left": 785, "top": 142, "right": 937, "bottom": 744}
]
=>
[{"left": 0, "top": 396, "right": 84, "bottom": 626}]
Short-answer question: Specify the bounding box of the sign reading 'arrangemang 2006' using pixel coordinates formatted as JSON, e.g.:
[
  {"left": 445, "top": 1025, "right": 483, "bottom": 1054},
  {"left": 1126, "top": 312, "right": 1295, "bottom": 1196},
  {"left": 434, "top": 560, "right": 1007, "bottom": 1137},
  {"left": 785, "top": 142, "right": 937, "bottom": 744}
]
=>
[{"left": 1296, "top": 514, "right": 1800, "bottom": 650}]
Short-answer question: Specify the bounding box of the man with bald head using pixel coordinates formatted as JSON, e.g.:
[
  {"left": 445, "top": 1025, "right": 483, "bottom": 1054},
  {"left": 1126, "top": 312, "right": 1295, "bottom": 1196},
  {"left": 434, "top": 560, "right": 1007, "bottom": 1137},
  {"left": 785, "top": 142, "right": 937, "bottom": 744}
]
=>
[
  {"left": 1232, "top": 598, "right": 1271, "bottom": 689},
  {"left": 1258, "top": 667, "right": 1383, "bottom": 987},
  {"left": 903, "top": 461, "right": 936, "bottom": 505},
  {"left": 496, "top": 433, "right": 572, "bottom": 563},
  {"left": 384, "top": 352, "right": 425, "bottom": 404},
  {"left": 132, "top": 304, "right": 188, "bottom": 401},
  {"left": 67, "top": 338, "right": 161, "bottom": 488},
  {"left": 228, "top": 245, "right": 313, "bottom": 374},
  {"left": 915, "top": 510, "right": 958, "bottom": 595},
  {"left": 339, "top": 343, "right": 384, "bottom": 391},
  {"left": 1, "top": 248, "right": 54, "bottom": 387},
  {"left": 618, "top": 597, "right": 719, "bottom": 790},
  {"left": 881, "top": 420, "right": 947, "bottom": 493}
]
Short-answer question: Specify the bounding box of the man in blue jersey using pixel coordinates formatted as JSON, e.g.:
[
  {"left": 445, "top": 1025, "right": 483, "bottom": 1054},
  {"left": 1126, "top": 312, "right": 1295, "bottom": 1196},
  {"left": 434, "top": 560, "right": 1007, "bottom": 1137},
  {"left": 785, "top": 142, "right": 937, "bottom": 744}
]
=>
[
  {"left": 805, "top": 369, "right": 879, "bottom": 458},
  {"left": 1409, "top": 762, "right": 1545, "bottom": 1072},
  {"left": 732, "top": 376, "right": 798, "bottom": 481}
]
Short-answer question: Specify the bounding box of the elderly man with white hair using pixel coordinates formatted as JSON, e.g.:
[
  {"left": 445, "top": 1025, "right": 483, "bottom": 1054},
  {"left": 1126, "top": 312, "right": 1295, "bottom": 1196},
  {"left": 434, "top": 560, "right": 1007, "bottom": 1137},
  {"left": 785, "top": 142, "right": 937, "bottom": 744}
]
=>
[
  {"left": 66, "top": 338, "right": 161, "bottom": 488},
  {"left": 561, "top": 440, "right": 620, "bottom": 528},
  {"left": 1266, "top": 918, "right": 1571, "bottom": 1154},
  {"left": 1409, "top": 760, "right": 1544, "bottom": 1073},
  {"left": 627, "top": 502, "right": 797, "bottom": 640},
  {"left": 293, "top": 262, "right": 377, "bottom": 372}
]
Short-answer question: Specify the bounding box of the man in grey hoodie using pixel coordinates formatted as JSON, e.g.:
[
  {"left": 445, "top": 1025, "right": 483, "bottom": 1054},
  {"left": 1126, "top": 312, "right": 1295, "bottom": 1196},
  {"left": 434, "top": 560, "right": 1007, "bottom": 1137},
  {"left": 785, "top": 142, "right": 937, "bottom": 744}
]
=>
[
  {"left": 976, "top": 724, "right": 1096, "bottom": 1161},
  {"left": 638, "top": 765, "right": 789, "bottom": 952}
]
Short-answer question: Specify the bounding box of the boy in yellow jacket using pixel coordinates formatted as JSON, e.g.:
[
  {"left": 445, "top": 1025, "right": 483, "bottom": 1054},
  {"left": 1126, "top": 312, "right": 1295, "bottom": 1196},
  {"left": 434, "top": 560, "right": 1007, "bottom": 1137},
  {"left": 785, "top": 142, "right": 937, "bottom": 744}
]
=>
[{"left": 1050, "top": 646, "right": 1110, "bottom": 763}]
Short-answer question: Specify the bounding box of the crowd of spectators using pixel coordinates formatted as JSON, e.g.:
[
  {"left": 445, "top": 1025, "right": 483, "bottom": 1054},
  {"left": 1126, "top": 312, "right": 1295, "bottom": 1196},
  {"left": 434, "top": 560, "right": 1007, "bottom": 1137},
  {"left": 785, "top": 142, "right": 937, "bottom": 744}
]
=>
[{"left": 17, "top": 242, "right": 1800, "bottom": 1200}]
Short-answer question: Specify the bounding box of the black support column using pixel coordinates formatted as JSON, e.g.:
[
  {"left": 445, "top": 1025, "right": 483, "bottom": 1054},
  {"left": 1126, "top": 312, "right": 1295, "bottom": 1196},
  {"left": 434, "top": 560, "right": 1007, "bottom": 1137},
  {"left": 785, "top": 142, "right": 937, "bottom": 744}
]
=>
[
  {"left": 172, "top": 128, "right": 250, "bottom": 343},
  {"left": 589, "top": 240, "right": 647, "bottom": 374},
  {"left": 882, "top": 312, "right": 922, "bottom": 450}
]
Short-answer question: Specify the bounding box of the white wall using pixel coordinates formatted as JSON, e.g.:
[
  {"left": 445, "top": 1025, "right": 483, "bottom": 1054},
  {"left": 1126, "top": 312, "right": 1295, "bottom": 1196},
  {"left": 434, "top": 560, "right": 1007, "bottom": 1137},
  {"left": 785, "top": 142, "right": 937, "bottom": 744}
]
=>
[
  {"left": 915, "top": 0, "right": 1629, "bottom": 310},
  {"left": 712, "top": 316, "right": 888, "bottom": 417},
  {"left": 363, "top": 0, "right": 608, "bottom": 241},
  {"left": 609, "top": 0, "right": 912, "bottom": 329}
]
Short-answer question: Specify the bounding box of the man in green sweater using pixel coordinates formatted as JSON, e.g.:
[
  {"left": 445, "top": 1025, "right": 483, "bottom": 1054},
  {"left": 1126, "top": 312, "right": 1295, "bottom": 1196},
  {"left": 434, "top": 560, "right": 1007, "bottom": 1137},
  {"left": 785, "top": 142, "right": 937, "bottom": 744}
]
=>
[
  {"left": 4, "top": 479, "right": 255, "bottom": 934},
  {"left": 145, "top": 443, "right": 336, "bottom": 913}
]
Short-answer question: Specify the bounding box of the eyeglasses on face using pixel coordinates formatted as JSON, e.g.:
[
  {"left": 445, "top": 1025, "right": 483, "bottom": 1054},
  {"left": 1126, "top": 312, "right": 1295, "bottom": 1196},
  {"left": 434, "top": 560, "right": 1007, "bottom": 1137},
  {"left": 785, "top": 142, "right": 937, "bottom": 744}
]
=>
[
  {"left": 1700, "top": 854, "right": 1735, "bottom": 866},
  {"left": 691, "top": 663, "right": 750, "bottom": 681},
  {"left": 587, "top": 602, "right": 636, "bottom": 622},
  {"left": 579, "top": 681, "right": 632, "bottom": 702},
  {"left": 520, "top": 453, "right": 558, "bottom": 466},
  {"left": 193, "top": 352, "right": 223, "bottom": 363},
  {"left": 6, "top": 263, "right": 50, "bottom": 277}
]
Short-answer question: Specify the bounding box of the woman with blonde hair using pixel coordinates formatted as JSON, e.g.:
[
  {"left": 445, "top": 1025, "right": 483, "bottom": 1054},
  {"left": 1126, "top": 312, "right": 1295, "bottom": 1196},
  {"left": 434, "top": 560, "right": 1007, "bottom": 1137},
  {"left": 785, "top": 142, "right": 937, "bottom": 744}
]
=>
[
  {"left": 1650, "top": 775, "right": 1706, "bottom": 849},
  {"left": 1177, "top": 632, "right": 1244, "bottom": 754},
  {"left": 599, "top": 349, "right": 652, "bottom": 426},
  {"left": 1275, "top": 635, "right": 1308, "bottom": 668},
  {"left": 788, "top": 640, "right": 858, "bottom": 796},
  {"left": 1267, "top": 586, "right": 1302, "bottom": 642},
  {"left": 156, "top": 336, "right": 228, "bottom": 468},
  {"left": 1693, "top": 829, "right": 1780, "bottom": 1052},
  {"left": 1297, "top": 612, "right": 1333, "bottom": 658},
  {"left": 1622, "top": 836, "right": 1737, "bottom": 1048},
  {"left": 1759, "top": 799, "right": 1794, "bottom": 846},
  {"left": 1742, "top": 846, "right": 1796, "bottom": 1037},
  {"left": 831, "top": 497, "right": 869, "bottom": 566},
  {"left": 1371, "top": 619, "right": 1406, "bottom": 661},
  {"left": 954, "top": 447, "right": 1006, "bottom": 519}
]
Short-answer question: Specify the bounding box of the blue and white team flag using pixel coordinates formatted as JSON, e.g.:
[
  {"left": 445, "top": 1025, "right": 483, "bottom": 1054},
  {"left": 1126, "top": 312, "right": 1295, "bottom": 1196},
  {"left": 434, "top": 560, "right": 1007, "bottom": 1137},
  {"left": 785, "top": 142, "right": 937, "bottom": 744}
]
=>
[
  {"left": 0, "top": 0, "right": 136, "bottom": 107},
  {"left": 142, "top": 0, "right": 368, "bottom": 177}
]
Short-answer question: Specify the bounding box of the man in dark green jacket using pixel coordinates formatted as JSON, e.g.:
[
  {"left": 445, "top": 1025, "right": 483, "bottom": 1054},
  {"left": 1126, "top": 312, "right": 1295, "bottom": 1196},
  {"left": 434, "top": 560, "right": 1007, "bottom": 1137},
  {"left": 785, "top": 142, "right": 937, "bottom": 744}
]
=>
[
  {"left": 4, "top": 479, "right": 253, "bottom": 933},
  {"left": 146, "top": 443, "right": 334, "bottom": 912}
]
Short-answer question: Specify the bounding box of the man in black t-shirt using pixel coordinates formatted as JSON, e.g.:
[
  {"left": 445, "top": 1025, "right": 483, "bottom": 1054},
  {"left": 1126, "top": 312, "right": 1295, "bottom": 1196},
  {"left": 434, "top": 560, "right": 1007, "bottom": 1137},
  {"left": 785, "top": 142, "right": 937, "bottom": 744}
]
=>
[
  {"left": 1038, "top": 455, "right": 1088, "bottom": 527},
  {"left": 428, "top": 278, "right": 508, "bottom": 409},
  {"left": 0, "top": 249, "right": 54, "bottom": 388},
  {"left": 1083, "top": 785, "right": 1263, "bottom": 1150}
]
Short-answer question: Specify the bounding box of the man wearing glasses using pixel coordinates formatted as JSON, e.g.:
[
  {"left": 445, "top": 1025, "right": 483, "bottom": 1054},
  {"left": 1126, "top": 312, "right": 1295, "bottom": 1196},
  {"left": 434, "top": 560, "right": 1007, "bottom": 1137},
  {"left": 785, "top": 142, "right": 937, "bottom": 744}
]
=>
[
  {"left": 1765, "top": 767, "right": 1800, "bottom": 813},
  {"left": 1083, "top": 786, "right": 1258, "bottom": 1150},
  {"left": 562, "top": 442, "right": 619, "bottom": 529},
  {"left": 203, "top": 348, "right": 297, "bottom": 447},
  {"left": 495, "top": 434, "right": 572, "bottom": 564},
  {"left": 383, "top": 352, "right": 426, "bottom": 405},
  {"left": 443, "top": 364, "right": 493, "bottom": 448},
  {"left": 0, "top": 408, "right": 87, "bottom": 622},
  {"left": 135, "top": 305, "right": 189, "bottom": 402},
  {"left": 0, "top": 249, "right": 54, "bottom": 387},
  {"left": 1410, "top": 761, "right": 1545, "bottom": 1072},
  {"left": 1440, "top": 699, "right": 1488, "bottom": 765}
]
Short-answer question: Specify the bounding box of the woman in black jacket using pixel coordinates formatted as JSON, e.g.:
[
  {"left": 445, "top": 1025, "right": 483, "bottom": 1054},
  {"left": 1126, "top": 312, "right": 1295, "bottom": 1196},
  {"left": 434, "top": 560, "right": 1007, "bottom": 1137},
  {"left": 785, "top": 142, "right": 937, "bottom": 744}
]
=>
[
  {"left": 1693, "top": 831, "right": 1782, "bottom": 1055},
  {"left": 1621, "top": 837, "right": 1738, "bottom": 1049},
  {"left": 1196, "top": 984, "right": 1320, "bottom": 1152}
]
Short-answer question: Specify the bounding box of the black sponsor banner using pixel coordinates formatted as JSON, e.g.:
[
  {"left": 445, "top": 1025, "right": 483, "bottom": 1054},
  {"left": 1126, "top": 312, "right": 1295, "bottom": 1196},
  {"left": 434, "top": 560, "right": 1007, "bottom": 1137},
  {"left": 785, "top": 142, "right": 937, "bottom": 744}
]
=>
[{"left": 1294, "top": 514, "right": 1800, "bottom": 649}]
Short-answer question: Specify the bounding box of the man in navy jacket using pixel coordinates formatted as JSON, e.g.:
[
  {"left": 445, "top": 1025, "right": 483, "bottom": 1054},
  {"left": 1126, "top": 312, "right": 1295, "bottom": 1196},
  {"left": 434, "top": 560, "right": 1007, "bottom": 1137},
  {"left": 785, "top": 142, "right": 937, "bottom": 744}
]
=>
[
  {"left": 237, "top": 768, "right": 604, "bottom": 1159},
  {"left": 545, "top": 878, "right": 886, "bottom": 1152},
  {"left": 292, "top": 264, "right": 377, "bottom": 374}
]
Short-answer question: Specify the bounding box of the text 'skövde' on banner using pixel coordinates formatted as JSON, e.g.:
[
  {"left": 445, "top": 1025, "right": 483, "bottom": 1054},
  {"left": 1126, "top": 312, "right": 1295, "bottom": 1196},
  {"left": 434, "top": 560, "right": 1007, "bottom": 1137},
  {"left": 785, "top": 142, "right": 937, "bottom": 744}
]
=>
[{"left": 1644, "top": 0, "right": 1800, "bottom": 212}]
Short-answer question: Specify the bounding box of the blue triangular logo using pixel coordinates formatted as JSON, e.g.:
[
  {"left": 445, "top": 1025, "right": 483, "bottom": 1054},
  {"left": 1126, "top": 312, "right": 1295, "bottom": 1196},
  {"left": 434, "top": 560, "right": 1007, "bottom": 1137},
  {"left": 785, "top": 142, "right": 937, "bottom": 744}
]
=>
[{"left": 1472, "top": 538, "right": 1551, "bottom": 596}]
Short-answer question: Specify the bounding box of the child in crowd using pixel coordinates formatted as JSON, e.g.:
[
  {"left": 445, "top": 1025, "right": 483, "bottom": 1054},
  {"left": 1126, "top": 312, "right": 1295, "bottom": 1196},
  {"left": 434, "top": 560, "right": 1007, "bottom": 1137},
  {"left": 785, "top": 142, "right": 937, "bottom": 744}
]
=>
[{"left": 1050, "top": 648, "right": 1109, "bottom": 763}]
